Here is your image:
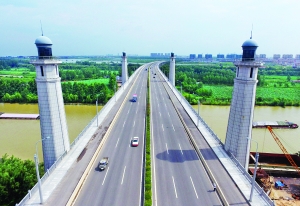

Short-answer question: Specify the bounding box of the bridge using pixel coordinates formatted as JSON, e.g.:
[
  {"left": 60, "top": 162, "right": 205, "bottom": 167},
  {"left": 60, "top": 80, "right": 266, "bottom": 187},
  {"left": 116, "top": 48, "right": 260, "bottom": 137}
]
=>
[{"left": 18, "top": 62, "right": 274, "bottom": 206}]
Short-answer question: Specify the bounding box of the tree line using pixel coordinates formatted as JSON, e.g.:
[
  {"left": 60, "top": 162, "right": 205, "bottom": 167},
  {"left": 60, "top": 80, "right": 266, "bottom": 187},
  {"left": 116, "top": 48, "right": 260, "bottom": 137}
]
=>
[
  {"left": 0, "top": 61, "right": 141, "bottom": 104},
  {"left": 160, "top": 62, "right": 300, "bottom": 106}
]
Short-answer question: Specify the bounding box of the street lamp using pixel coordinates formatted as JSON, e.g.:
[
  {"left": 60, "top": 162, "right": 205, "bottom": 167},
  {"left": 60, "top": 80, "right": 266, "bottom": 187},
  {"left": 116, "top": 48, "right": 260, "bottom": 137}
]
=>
[
  {"left": 96, "top": 95, "right": 99, "bottom": 127},
  {"left": 114, "top": 84, "right": 116, "bottom": 102},
  {"left": 247, "top": 137, "right": 259, "bottom": 202},
  {"left": 180, "top": 83, "right": 182, "bottom": 103},
  {"left": 35, "top": 136, "right": 50, "bottom": 204},
  {"left": 197, "top": 100, "right": 200, "bottom": 127}
]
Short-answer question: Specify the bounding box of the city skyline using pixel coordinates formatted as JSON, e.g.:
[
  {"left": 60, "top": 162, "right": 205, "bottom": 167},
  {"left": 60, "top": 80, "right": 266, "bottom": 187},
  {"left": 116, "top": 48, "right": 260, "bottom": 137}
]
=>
[{"left": 1, "top": 0, "right": 300, "bottom": 57}]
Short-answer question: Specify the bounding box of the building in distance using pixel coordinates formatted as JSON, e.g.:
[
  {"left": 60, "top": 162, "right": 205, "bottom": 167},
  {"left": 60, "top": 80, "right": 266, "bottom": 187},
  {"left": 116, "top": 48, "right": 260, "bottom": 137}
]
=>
[
  {"left": 282, "top": 54, "right": 293, "bottom": 59},
  {"left": 205, "top": 54, "right": 212, "bottom": 59},
  {"left": 189, "top": 54, "right": 196, "bottom": 59},
  {"left": 217, "top": 54, "right": 224, "bottom": 59},
  {"left": 273, "top": 54, "right": 281, "bottom": 59}
]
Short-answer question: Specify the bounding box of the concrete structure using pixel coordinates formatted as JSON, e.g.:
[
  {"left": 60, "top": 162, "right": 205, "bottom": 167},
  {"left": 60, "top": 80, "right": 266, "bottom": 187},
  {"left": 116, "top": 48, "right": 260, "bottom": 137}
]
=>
[
  {"left": 169, "top": 52, "right": 175, "bottom": 86},
  {"left": 121, "top": 52, "right": 128, "bottom": 84},
  {"left": 224, "top": 38, "right": 263, "bottom": 170},
  {"left": 31, "top": 35, "right": 70, "bottom": 170}
]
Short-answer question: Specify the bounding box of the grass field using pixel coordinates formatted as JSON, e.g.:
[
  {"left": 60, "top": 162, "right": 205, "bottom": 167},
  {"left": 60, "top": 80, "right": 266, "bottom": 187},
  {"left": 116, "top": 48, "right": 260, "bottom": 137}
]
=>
[
  {"left": 66, "top": 79, "right": 109, "bottom": 84},
  {"left": 202, "top": 84, "right": 300, "bottom": 106},
  {"left": 0, "top": 68, "right": 35, "bottom": 79}
]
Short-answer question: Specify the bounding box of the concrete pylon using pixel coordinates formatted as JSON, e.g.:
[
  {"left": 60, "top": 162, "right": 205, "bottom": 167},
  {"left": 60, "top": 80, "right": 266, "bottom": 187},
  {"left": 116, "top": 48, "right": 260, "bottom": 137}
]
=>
[
  {"left": 121, "top": 52, "right": 128, "bottom": 85},
  {"left": 169, "top": 52, "right": 175, "bottom": 86},
  {"left": 31, "top": 35, "right": 70, "bottom": 170},
  {"left": 224, "top": 38, "right": 263, "bottom": 171}
]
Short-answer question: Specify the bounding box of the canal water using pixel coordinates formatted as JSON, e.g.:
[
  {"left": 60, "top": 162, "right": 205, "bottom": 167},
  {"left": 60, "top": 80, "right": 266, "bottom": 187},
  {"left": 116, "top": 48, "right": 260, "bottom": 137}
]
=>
[
  {"left": 0, "top": 103, "right": 99, "bottom": 160},
  {"left": 1, "top": 103, "right": 299, "bottom": 160},
  {"left": 192, "top": 105, "right": 300, "bottom": 155}
]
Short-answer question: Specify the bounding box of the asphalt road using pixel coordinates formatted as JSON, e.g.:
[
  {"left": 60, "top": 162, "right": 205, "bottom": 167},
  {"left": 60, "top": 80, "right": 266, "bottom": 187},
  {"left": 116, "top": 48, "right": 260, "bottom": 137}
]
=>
[
  {"left": 73, "top": 64, "right": 149, "bottom": 206},
  {"left": 150, "top": 63, "right": 222, "bottom": 206},
  {"left": 152, "top": 63, "right": 249, "bottom": 206}
]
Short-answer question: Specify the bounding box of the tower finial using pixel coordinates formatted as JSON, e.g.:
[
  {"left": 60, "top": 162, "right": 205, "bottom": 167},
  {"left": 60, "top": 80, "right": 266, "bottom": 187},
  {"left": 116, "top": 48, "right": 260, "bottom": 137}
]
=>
[
  {"left": 250, "top": 24, "right": 253, "bottom": 39},
  {"left": 40, "top": 20, "right": 44, "bottom": 36}
]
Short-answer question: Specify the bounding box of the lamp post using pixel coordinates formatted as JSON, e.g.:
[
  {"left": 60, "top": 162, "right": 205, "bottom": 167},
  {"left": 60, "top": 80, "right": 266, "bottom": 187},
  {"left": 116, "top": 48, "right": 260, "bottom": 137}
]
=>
[
  {"left": 247, "top": 137, "right": 259, "bottom": 202},
  {"left": 96, "top": 95, "right": 99, "bottom": 127},
  {"left": 180, "top": 83, "right": 182, "bottom": 103},
  {"left": 114, "top": 84, "right": 116, "bottom": 102},
  {"left": 35, "top": 136, "right": 50, "bottom": 204},
  {"left": 197, "top": 100, "right": 200, "bottom": 127}
]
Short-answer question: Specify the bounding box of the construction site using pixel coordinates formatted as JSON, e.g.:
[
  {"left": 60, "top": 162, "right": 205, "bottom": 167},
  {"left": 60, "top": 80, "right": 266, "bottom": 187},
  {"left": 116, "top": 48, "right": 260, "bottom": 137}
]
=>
[{"left": 249, "top": 126, "right": 300, "bottom": 205}]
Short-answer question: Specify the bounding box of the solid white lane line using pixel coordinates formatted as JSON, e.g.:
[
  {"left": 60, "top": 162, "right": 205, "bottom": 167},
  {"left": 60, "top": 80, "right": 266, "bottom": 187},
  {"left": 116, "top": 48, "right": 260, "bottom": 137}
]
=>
[
  {"left": 162, "top": 124, "right": 164, "bottom": 131},
  {"left": 172, "top": 176, "right": 178, "bottom": 198},
  {"left": 121, "top": 166, "right": 126, "bottom": 185},
  {"left": 172, "top": 124, "right": 175, "bottom": 131},
  {"left": 133, "top": 120, "right": 135, "bottom": 127},
  {"left": 123, "top": 121, "right": 126, "bottom": 128},
  {"left": 102, "top": 167, "right": 109, "bottom": 185},
  {"left": 190, "top": 176, "right": 198, "bottom": 199},
  {"left": 179, "top": 143, "right": 183, "bottom": 155},
  {"left": 166, "top": 143, "right": 169, "bottom": 154},
  {"left": 115, "top": 138, "right": 119, "bottom": 148}
]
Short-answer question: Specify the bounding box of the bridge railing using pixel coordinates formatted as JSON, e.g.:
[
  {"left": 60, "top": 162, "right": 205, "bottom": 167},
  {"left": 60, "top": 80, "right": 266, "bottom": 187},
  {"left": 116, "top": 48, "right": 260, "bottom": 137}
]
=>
[
  {"left": 157, "top": 62, "right": 274, "bottom": 206},
  {"left": 17, "top": 64, "right": 146, "bottom": 206}
]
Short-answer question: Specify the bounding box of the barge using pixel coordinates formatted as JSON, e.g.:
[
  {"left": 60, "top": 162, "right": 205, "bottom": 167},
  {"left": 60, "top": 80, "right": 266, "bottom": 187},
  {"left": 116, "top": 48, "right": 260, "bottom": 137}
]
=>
[
  {"left": 0, "top": 113, "right": 40, "bottom": 120},
  {"left": 252, "top": 120, "right": 298, "bottom": 129}
]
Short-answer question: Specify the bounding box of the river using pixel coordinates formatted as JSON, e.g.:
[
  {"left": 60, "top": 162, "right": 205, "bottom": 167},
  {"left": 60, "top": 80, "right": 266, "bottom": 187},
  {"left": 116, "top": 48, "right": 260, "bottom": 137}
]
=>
[
  {"left": 0, "top": 103, "right": 99, "bottom": 160},
  {"left": 1, "top": 103, "right": 299, "bottom": 160}
]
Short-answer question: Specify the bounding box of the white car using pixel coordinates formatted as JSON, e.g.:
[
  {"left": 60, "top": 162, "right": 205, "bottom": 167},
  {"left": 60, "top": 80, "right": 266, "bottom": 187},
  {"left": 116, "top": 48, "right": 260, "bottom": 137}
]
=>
[{"left": 131, "top": 137, "right": 139, "bottom": 147}]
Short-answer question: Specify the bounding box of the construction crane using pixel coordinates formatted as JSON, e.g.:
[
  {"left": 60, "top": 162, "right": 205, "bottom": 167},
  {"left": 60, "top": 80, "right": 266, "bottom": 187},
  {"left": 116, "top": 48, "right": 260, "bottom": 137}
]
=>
[{"left": 267, "top": 126, "right": 300, "bottom": 175}]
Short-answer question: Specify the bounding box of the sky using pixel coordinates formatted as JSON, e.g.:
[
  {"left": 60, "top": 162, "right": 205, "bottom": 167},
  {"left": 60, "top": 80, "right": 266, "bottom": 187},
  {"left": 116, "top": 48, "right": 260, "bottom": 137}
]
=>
[{"left": 1, "top": 0, "right": 300, "bottom": 57}]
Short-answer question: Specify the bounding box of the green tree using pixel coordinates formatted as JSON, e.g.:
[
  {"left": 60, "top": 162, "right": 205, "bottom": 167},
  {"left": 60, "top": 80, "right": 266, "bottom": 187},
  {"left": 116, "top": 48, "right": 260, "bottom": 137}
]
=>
[
  {"left": 108, "top": 74, "right": 117, "bottom": 91},
  {"left": 0, "top": 154, "right": 44, "bottom": 206}
]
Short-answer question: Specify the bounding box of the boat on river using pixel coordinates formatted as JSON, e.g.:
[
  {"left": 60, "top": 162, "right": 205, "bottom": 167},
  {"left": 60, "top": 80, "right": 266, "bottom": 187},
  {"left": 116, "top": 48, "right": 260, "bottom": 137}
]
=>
[{"left": 252, "top": 120, "right": 298, "bottom": 129}]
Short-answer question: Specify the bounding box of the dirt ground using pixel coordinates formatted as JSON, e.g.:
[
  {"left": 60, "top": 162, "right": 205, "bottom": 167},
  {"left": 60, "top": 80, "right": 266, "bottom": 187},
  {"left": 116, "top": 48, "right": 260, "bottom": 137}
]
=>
[{"left": 269, "top": 177, "right": 300, "bottom": 206}]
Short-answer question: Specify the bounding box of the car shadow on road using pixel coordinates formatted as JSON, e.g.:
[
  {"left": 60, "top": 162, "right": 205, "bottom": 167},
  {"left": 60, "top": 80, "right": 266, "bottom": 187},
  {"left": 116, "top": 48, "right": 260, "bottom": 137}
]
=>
[{"left": 156, "top": 149, "right": 199, "bottom": 163}]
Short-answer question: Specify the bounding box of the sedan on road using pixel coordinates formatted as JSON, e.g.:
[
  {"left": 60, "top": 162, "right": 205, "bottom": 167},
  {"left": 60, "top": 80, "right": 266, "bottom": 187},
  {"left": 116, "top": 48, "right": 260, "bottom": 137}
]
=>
[{"left": 131, "top": 137, "right": 139, "bottom": 147}]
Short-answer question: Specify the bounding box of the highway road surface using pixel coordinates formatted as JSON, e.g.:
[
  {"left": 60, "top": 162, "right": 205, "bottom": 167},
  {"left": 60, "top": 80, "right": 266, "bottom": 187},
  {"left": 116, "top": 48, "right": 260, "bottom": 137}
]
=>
[
  {"left": 72, "top": 64, "right": 149, "bottom": 206},
  {"left": 150, "top": 63, "right": 222, "bottom": 206},
  {"left": 151, "top": 62, "right": 249, "bottom": 206}
]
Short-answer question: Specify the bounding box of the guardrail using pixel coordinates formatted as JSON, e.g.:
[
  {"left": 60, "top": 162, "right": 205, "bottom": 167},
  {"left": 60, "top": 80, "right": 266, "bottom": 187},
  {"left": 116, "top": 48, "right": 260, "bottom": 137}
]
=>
[
  {"left": 157, "top": 62, "right": 275, "bottom": 206},
  {"left": 17, "top": 64, "right": 147, "bottom": 206}
]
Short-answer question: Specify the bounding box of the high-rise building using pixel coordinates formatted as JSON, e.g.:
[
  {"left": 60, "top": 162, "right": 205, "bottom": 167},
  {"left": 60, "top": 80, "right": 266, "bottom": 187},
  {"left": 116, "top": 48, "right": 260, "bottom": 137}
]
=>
[
  {"left": 190, "top": 54, "right": 196, "bottom": 59},
  {"left": 282, "top": 54, "right": 293, "bottom": 59},
  {"left": 205, "top": 54, "right": 212, "bottom": 59},
  {"left": 217, "top": 54, "right": 224, "bottom": 59}
]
